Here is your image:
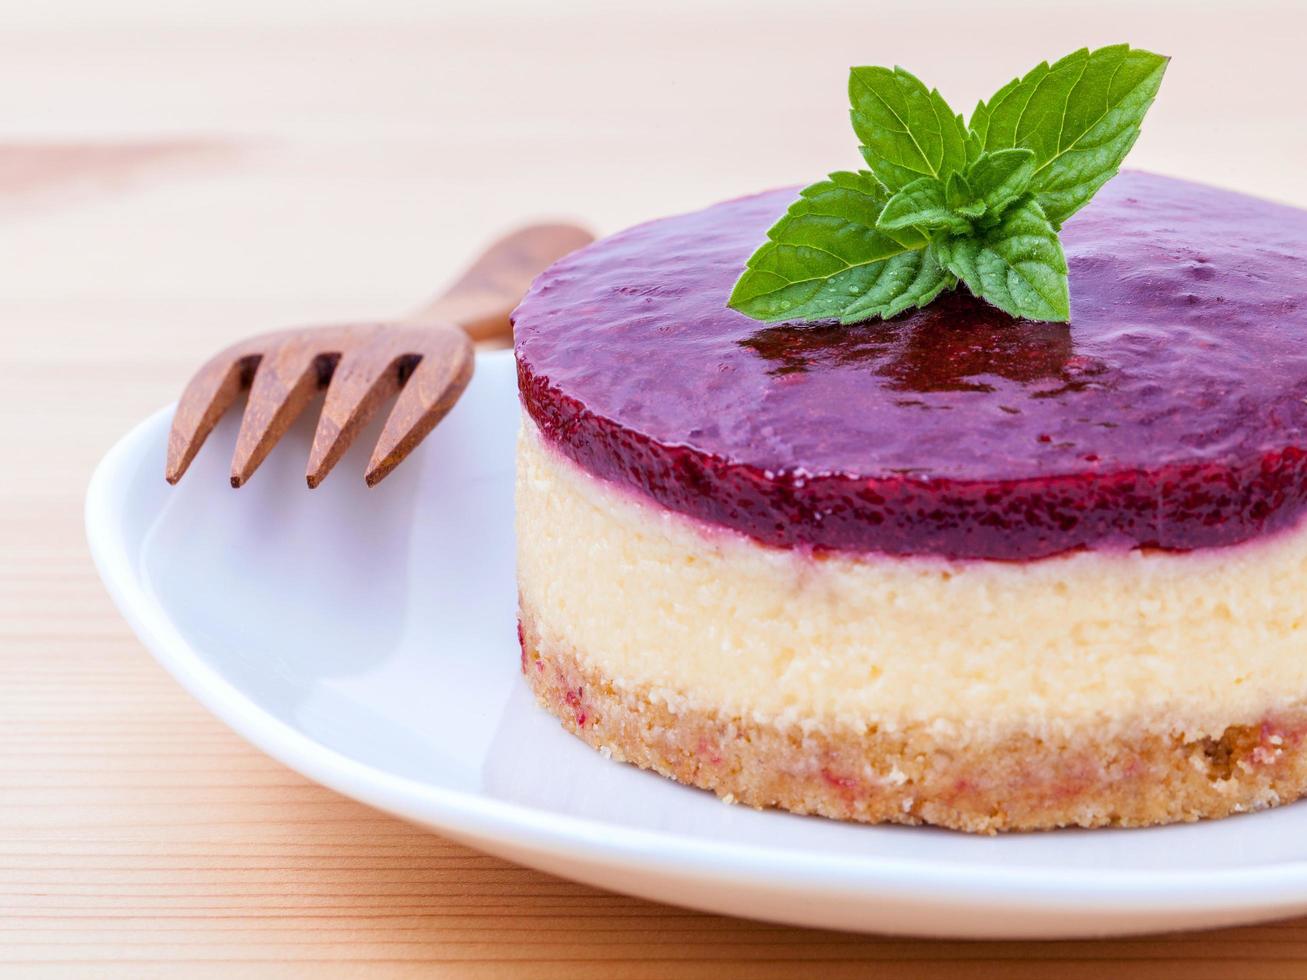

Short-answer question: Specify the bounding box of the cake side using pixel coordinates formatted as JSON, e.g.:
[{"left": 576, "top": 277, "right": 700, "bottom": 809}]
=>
[
  {"left": 520, "top": 623, "right": 1307, "bottom": 834},
  {"left": 516, "top": 417, "right": 1307, "bottom": 831},
  {"left": 517, "top": 417, "right": 1307, "bottom": 737}
]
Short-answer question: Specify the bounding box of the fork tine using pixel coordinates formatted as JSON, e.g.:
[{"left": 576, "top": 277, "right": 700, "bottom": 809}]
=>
[
  {"left": 305, "top": 335, "right": 406, "bottom": 488},
  {"left": 166, "top": 349, "right": 260, "bottom": 484},
  {"left": 364, "top": 325, "right": 474, "bottom": 487},
  {"left": 171, "top": 225, "right": 591, "bottom": 487},
  {"left": 230, "top": 337, "right": 333, "bottom": 488}
]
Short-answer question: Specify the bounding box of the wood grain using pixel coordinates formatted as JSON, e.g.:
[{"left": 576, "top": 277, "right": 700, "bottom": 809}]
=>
[
  {"left": 165, "top": 320, "right": 475, "bottom": 489},
  {"left": 5, "top": 3, "right": 1307, "bottom": 976}
]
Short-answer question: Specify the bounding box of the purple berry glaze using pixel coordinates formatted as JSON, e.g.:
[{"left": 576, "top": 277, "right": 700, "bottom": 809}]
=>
[{"left": 514, "top": 172, "right": 1307, "bottom": 560}]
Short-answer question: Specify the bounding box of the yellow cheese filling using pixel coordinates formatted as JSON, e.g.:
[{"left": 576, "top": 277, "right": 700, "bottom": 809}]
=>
[{"left": 516, "top": 417, "right": 1307, "bottom": 742}]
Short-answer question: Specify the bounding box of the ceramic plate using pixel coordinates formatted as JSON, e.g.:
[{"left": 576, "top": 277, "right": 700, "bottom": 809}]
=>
[{"left": 86, "top": 350, "right": 1307, "bottom": 939}]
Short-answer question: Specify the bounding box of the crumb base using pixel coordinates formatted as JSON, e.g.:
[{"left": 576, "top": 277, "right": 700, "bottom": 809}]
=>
[{"left": 520, "top": 613, "right": 1307, "bottom": 834}]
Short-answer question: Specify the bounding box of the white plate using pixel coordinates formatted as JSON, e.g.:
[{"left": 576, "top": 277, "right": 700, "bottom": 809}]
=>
[{"left": 86, "top": 349, "right": 1307, "bottom": 939}]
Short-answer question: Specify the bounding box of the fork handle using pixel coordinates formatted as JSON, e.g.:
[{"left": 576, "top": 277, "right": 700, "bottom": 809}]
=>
[{"left": 405, "top": 223, "right": 594, "bottom": 343}]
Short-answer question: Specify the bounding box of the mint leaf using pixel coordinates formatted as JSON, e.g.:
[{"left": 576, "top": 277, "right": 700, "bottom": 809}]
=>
[
  {"left": 727, "top": 171, "right": 929, "bottom": 322},
  {"left": 970, "top": 44, "right": 1168, "bottom": 226},
  {"left": 969, "top": 74, "right": 1023, "bottom": 149},
  {"left": 878, "top": 177, "right": 971, "bottom": 234},
  {"left": 838, "top": 245, "right": 956, "bottom": 322},
  {"left": 964, "top": 128, "right": 984, "bottom": 165},
  {"left": 850, "top": 66, "right": 969, "bottom": 191},
  {"left": 944, "top": 172, "right": 975, "bottom": 211},
  {"left": 730, "top": 47, "right": 1168, "bottom": 327},
  {"left": 966, "top": 148, "right": 1035, "bottom": 212},
  {"left": 936, "top": 196, "right": 1069, "bottom": 321}
]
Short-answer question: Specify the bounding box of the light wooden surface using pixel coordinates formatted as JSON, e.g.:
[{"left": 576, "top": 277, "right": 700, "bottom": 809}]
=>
[{"left": 5, "top": 2, "right": 1307, "bottom": 976}]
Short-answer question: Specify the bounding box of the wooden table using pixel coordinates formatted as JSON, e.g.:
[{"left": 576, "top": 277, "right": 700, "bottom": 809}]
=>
[{"left": 5, "top": 3, "right": 1307, "bottom": 976}]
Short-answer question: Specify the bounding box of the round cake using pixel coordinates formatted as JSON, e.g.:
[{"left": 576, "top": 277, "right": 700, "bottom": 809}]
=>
[{"left": 511, "top": 171, "right": 1307, "bottom": 833}]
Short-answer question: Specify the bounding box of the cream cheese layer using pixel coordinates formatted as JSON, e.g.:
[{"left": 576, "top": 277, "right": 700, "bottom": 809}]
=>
[{"left": 517, "top": 416, "right": 1307, "bottom": 741}]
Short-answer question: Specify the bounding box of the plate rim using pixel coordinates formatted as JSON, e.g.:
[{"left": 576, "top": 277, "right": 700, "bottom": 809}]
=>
[{"left": 85, "top": 349, "right": 1307, "bottom": 918}]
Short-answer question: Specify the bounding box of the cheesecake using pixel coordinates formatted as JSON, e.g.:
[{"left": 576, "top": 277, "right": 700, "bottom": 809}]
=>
[{"left": 511, "top": 172, "right": 1307, "bottom": 833}]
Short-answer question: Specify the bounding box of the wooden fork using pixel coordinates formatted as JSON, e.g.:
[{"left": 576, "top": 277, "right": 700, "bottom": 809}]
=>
[{"left": 165, "top": 223, "right": 593, "bottom": 489}]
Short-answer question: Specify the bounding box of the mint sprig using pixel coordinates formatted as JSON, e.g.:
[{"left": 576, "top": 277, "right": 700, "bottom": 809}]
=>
[
  {"left": 936, "top": 196, "right": 1069, "bottom": 322},
  {"left": 725, "top": 171, "right": 945, "bottom": 324},
  {"left": 971, "top": 45, "right": 1169, "bottom": 227},
  {"left": 729, "top": 45, "right": 1168, "bottom": 325},
  {"left": 849, "top": 66, "right": 970, "bottom": 192}
]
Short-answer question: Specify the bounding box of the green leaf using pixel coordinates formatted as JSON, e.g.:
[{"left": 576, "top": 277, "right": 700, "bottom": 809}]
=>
[
  {"left": 964, "top": 126, "right": 984, "bottom": 165},
  {"left": 970, "top": 44, "right": 1168, "bottom": 226},
  {"left": 730, "top": 47, "right": 1168, "bottom": 326},
  {"left": 838, "top": 245, "right": 957, "bottom": 323},
  {"left": 944, "top": 172, "right": 973, "bottom": 210},
  {"left": 969, "top": 76, "right": 1019, "bottom": 148},
  {"left": 878, "top": 177, "right": 971, "bottom": 234},
  {"left": 727, "top": 171, "right": 930, "bottom": 323},
  {"left": 936, "top": 196, "right": 1069, "bottom": 321},
  {"left": 966, "top": 147, "right": 1036, "bottom": 212},
  {"left": 850, "top": 66, "right": 969, "bottom": 191}
]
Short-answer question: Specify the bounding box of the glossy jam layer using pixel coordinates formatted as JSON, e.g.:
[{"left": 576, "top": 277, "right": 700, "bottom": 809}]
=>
[{"left": 514, "top": 173, "right": 1307, "bottom": 559}]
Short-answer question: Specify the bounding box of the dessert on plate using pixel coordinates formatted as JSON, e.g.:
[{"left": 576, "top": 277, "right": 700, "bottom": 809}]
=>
[{"left": 512, "top": 46, "right": 1307, "bottom": 832}]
